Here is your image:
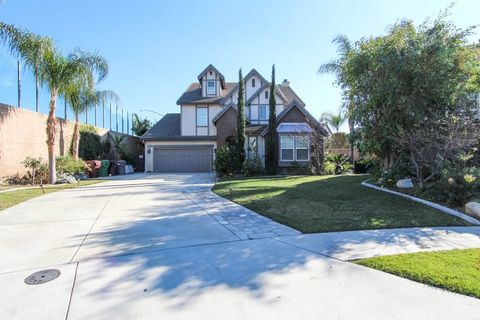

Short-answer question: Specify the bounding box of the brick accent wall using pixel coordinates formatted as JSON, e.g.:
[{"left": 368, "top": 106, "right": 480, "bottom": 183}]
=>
[
  {"left": 0, "top": 104, "right": 141, "bottom": 177},
  {"left": 215, "top": 107, "right": 237, "bottom": 148}
]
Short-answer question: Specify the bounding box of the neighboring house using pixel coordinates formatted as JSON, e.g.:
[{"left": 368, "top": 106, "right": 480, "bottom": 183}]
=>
[{"left": 142, "top": 64, "right": 327, "bottom": 172}]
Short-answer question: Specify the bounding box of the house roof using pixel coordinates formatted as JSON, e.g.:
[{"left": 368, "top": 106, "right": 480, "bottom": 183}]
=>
[
  {"left": 245, "top": 83, "right": 288, "bottom": 105},
  {"left": 141, "top": 113, "right": 217, "bottom": 141},
  {"left": 261, "top": 100, "right": 328, "bottom": 136},
  {"left": 219, "top": 68, "right": 268, "bottom": 105},
  {"left": 246, "top": 124, "right": 266, "bottom": 135},
  {"left": 211, "top": 103, "right": 236, "bottom": 124},
  {"left": 197, "top": 64, "right": 226, "bottom": 89},
  {"left": 277, "top": 84, "right": 305, "bottom": 106},
  {"left": 176, "top": 82, "right": 237, "bottom": 105}
]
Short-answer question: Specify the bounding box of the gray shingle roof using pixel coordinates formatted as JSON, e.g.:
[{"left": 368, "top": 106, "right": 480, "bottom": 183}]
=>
[
  {"left": 176, "top": 82, "right": 237, "bottom": 105},
  {"left": 142, "top": 113, "right": 217, "bottom": 141},
  {"left": 277, "top": 84, "right": 305, "bottom": 106}
]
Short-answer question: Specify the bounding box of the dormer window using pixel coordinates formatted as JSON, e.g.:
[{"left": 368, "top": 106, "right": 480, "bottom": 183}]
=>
[
  {"left": 207, "top": 80, "right": 216, "bottom": 95},
  {"left": 252, "top": 78, "right": 256, "bottom": 87}
]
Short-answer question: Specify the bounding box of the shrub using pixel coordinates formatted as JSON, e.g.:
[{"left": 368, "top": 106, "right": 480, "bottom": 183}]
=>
[
  {"left": 79, "top": 130, "right": 103, "bottom": 160},
  {"left": 214, "top": 145, "right": 239, "bottom": 176},
  {"left": 323, "top": 153, "right": 350, "bottom": 175},
  {"left": 21, "top": 156, "right": 47, "bottom": 185},
  {"left": 242, "top": 152, "right": 264, "bottom": 176},
  {"left": 56, "top": 156, "right": 89, "bottom": 175},
  {"left": 288, "top": 161, "right": 315, "bottom": 175},
  {"left": 354, "top": 158, "right": 376, "bottom": 174}
]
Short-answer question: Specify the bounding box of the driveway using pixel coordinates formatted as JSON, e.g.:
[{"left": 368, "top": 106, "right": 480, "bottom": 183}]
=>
[{"left": 0, "top": 173, "right": 479, "bottom": 319}]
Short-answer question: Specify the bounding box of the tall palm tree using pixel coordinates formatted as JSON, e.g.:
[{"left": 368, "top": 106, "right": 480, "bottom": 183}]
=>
[
  {"left": 64, "top": 89, "right": 117, "bottom": 162},
  {"left": 319, "top": 35, "right": 356, "bottom": 162},
  {"left": 0, "top": 22, "right": 53, "bottom": 111},
  {"left": 38, "top": 48, "right": 108, "bottom": 183}
]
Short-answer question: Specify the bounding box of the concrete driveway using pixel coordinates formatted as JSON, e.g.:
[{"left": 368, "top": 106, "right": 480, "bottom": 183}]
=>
[{"left": 0, "top": 173, "right": 479, "bottom": 319}]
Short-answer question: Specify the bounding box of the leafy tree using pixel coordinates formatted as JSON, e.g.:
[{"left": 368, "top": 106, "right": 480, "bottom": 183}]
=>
[
  {"left": 110, "top": 133, "right": 127, "bottom": 160},
  {"left": 265, "top": 64, "right": 277, "bottom": 174},
  {"left": 78, "top": 125, "right": 103, "bottom": 160},
  {"left": 132, "top": 113, "right": 152, "bottom": 136},
  {"left": 323, "top": 8, "right": 480, "bottom": 178},
  {"left": 236, "top": 68, "right": 246, "bottom": 169}
]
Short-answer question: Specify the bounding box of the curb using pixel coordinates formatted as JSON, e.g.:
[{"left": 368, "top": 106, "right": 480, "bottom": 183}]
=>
[{"left": 361, "top": 180, "right": 480, "bottom": 226}]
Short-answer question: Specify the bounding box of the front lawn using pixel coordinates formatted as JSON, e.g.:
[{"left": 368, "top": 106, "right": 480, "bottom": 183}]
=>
[
  {"left": 355, "top": 249, "right": 480, "bottom": 299},
  {"left": 0, "top": 180, "right": 108, "bottom": 211},
  {"left": 212, "top": 175, "right": 469, "bottom": 233}
]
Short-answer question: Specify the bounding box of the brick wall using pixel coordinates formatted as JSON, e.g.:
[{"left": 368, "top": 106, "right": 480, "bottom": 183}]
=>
[{"left": 0, "top": 103, "right": 141, "bottom": 177}]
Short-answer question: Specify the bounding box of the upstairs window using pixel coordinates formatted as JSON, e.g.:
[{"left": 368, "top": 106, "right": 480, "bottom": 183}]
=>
[
  {"left": 259, "top": 105, "right": 267, "bottom": 120},
  {"left": 196, "top": 107, "right": 208, "bottom": 127},
  {"left": 206, "top": 81, "right": 216, "bottom": 95},
  {"left": 265, "top": 90, "right": 269, "bottom": 99},
  {"left": 252, "top": 78, "right": 256, "bottom": 87}
]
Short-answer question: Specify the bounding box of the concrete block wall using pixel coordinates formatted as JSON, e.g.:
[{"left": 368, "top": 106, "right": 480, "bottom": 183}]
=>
[{"left": 0, "top": 103, "right": 141, "bottom": 177}]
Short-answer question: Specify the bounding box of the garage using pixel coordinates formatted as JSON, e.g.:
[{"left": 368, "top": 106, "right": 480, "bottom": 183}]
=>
[{"left": 153, "top": 145, "right": 213, "bottom": 172}]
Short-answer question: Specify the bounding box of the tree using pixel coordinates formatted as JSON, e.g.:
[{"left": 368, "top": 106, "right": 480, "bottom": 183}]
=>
[
  {"left": 39, "top": 48, "right": 108, "bottom": 183},
  {"left": 236, "top": 68, "right": 246, "bottom": 169},
  {"left": 0, "top": 22, "right": 53, "bottom": 111},
  {"left": 319, "top": 35, "right": 356, "bottom": 163},
  {"left": 22, "top": 156, "right": 44, "bottom": 185},
  {"left": 265, "top": 64, "right": 277, "bottom": 175},
  {"left": 320, "top": 111, "right": 346, "bottom": 133},
  {"left": 110, "top": 133, "right": 127, "bottom": 160},
  {"left": 132, "top": 113, "right": 152, "bottom": 136}
]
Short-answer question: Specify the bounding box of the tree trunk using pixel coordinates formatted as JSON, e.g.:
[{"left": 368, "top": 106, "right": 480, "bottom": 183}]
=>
[
  {"left": 348, "top": 117, "right": 354, "bottom": 164},
  {"left": 72, "top": 113, "right": 80, "bottom": 161},
  {"left": 35, "top": 66, "right": 39, "bottom": 112},
  {"left": 17, "top": 60, "right": 21, "bottom": 108},
  {"left": 46, "top": 88, "right": 58, "bottom": 184}
]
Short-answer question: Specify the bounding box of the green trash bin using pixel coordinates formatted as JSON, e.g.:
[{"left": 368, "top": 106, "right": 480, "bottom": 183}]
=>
[{"left": 99, "top": 160, "right": 110, "bottom": 177}]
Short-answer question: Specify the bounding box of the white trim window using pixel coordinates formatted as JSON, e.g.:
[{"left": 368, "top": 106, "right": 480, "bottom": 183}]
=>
[
  {"left": 280, "top": 136, "right": 294, "bottom": 161},
  {"left": 196, "top": 107, "right": 208, "bottom": 127},
  {"left": 206, "top": 80, "right": 216, "bottom": 95},
  {"left": 295, "top": 136, "right": 309, "bottom": 161},
  {"left": 280, "top": 135, "right": 310, "bottom": 161},
  {"left": 259, "top": 105, "right": 268, "bottom": 121}
]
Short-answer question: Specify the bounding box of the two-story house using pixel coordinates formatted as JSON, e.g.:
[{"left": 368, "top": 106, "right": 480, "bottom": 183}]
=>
[{"left": 142, "top": 64, "right": 327, "bottom": 172}]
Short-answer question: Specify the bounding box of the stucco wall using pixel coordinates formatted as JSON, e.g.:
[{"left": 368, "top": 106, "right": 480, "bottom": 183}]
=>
[
  {"left": 180, "top": 104, "right": 220, "bottom": 136},
  {"left": 0, "top": 103, "right": 141, "bottom": 177}
]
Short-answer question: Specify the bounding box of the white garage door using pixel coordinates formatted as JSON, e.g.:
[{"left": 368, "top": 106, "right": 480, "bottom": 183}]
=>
[{"left": 153, "top": 146, "right": 213, "bottom": 172}]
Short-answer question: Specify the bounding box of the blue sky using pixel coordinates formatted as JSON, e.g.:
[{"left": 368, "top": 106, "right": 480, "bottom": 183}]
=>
[{"left": 0, "top": 0, "right": 479, "bottom": 131}]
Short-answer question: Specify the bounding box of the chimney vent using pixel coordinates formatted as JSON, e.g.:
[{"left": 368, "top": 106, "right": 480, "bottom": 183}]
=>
[{"left": 282, "top": 79, "right": 290, "bottom": 87}]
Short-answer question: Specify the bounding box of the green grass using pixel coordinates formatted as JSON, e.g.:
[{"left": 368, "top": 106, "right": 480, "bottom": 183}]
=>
[
  {"left": 212, "top": 175, "right": 469, "bottom": 233},
  {"left": 355, "top": 249, "right": 480, "bottom": 299},
  {"left": 0, "top": 180, "right": 108, "bottom": 211}
]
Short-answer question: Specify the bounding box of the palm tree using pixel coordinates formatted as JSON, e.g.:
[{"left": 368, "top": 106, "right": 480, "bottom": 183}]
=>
[
  {"left": 38, "top": 48, "right": 108, "bottom": 183},
  {"left": 65, "top": 85, "right": 119, "bottom": 160},
  {"left": 319, "top": 35, "right": 356, "bottom": 162},
  {"left": 0, "top": 22, "right": 53, "bottom": 111},
  {"left": 132, "top": 113, "right": 151, "bottom": 136},
  {"left": 320, "top": 112, "right": 346, "bottom": 134}
]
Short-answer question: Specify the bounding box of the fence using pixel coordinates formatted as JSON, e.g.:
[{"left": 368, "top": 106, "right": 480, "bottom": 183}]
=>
[{"left": 0, "top": 103, "right": 142, "bottom": 177}]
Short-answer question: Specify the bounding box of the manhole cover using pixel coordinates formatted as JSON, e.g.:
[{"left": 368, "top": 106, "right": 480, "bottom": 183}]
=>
[{"left": 24, "top": 269, "right": 61, "bottom": 285}]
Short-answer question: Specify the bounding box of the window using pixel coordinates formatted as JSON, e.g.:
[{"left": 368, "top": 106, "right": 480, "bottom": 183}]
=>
[
  {"left": 265, "top": 90, "right": 268, "bottom": 99},
  {"left": 247, "top": 136, "right": 258, "bottom": 157},
  {"left": 280, "top": 136, "right": 294, "bottom": 161},
  {"left": 196, "top": 107, "right": 208, "bottom": 127},
  {"left": 245, "top": 105, "right": 251, "bottom": 118},
  {"left": 252, "top": 78, "right": 256, "bottom": 87},
  {"left": 295, "top": 136, "right": 309, "bottom": 160},
  {"left": 280, "top": 135, "right": 310, "bottom": 161},
  {"left": 259, "top": 105, "right": 267, "bottom": 120},
  {"left": 206, "top": 81, "right": 216, "bottom": 95}
]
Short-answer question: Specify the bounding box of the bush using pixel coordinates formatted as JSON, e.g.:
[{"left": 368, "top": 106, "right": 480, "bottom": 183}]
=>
[
  {"left": 214, "top": 146, "right": 239, "bottom": 176},
  {"left": 429, "top": 154, "right": 480, "bottom": 207},
  {"left": 242, "top": 152, "right": 264, "bottom": 176},
  {"left": 79, "top": 130, "right": 103, "bottom": 160},
  {"left": 354, "top": 158, "right": 377, "bottom": 174},
  {"left": 56, "top": 156, "right": 88, "bottom": 176},
  {"left": 323, "top": 153, "right": 351, "bottom": 175},
  {"left": 22, "top": 156, "right": 47, "bottom": 185}
]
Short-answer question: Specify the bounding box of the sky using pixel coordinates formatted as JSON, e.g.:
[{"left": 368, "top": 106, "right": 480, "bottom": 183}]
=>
[{"left": 0, "top": 0, "right": 479, "bottom": 132}]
